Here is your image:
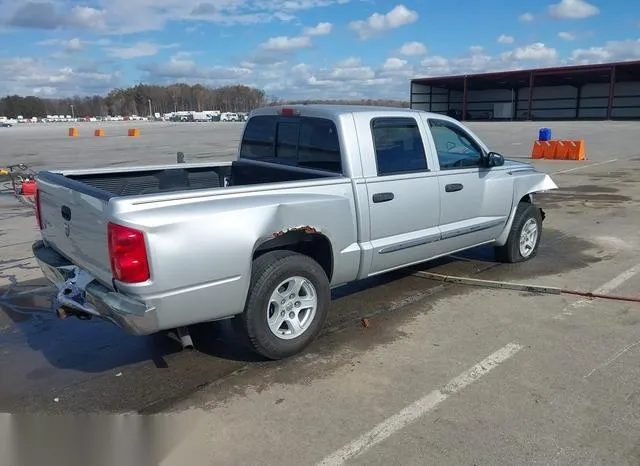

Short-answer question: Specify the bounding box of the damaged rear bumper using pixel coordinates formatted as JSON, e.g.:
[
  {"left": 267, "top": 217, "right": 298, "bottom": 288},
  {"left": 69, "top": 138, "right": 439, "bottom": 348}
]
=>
[{"left": 32, "top": 240, "right": 159, "bottom": 335}]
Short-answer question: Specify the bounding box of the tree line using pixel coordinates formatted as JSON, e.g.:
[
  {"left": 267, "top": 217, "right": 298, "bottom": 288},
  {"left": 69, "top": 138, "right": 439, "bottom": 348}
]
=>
[{"left": 0, "top": 83, "right": 409, "bottom": 119}]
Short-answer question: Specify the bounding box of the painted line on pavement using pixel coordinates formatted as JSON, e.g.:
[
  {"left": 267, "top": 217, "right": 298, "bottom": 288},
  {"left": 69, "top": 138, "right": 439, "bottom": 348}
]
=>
[
  {"left": 552, "top": 158, "right": 618, "bottom": 174},
  {"left": 316, "top": 342, "right": 523, "bottom": 466},
  {"left": 585, "top": 338, "right": 640, "bottom": 379},
  {"left": 554, "top": 263, "right": 640, "bottom": 320}
]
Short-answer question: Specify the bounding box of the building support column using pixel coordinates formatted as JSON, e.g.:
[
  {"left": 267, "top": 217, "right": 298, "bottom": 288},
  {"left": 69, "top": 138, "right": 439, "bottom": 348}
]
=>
[
  {"left": 575, "top": 85, "right": 582, "bottom": 119},
  {"left": 607, "top": 66, "right": 616, "bottom": 120},
  {"left": 462, "top": 76, "right": 468, "bottom": 121},
  {"left": 527, "top": 72, "right": 534, "bottom": 121}
]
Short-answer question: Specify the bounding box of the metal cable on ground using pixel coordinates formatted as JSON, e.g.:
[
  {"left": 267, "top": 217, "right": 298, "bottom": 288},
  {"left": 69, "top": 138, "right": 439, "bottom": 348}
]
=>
[{"left": 411, "top": 270, "right": 640, "bottom": 304}]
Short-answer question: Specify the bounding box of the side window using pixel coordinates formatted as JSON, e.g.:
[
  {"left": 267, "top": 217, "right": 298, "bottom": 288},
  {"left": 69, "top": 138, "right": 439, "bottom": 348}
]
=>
[
  {"left": 297, "top": 117, "right": 342, "bottom": 173},
  {"left": 427, "top": 119, "right": 484, "bottom": 170},
  {"left": 371, "top": 117, "right": 428, "bottom": 176},
  {"left": 239, "top": 116, "right": 276, "bottom": 159}
]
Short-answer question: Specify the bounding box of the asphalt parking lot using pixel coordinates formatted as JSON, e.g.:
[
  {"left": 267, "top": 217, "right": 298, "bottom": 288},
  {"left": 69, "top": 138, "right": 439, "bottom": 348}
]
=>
[{"left": 1, "top": 119, "right": 640, "bottom": 465}]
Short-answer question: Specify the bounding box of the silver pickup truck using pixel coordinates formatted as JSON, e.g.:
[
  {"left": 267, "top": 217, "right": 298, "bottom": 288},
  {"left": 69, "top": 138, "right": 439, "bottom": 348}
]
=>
[{"left": 32, "top": 104, "right": 558, "bottom": 359}]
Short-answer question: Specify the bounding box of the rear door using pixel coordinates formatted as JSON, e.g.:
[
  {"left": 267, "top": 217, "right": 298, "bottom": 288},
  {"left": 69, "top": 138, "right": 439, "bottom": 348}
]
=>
[
  {"left": 37, "top": 173, "right": 115, "bottom": 287},
  {"left": 362, "top": 116, "right": 443, "bottom": 275},
  {"left": 422, "top": 116, "right": 514, "bottom": 253}
]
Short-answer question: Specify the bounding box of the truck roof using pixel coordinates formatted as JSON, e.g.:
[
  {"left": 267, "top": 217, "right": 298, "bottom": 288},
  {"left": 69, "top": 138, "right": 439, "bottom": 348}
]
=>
[{"left": 250, "top": 103, "right": 448, "bottom": 121}]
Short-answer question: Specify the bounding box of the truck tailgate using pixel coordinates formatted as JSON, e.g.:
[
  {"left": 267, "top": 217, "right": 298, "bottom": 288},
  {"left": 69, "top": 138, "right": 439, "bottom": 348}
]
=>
[{"left": 37, "top": 176, "right": 114, "bottom": 287}]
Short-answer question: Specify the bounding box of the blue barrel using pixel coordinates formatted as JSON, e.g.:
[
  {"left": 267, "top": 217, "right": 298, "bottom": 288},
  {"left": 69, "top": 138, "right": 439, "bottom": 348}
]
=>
[{"left": 538, "top": 127, "right": 552, "bottom": 141}]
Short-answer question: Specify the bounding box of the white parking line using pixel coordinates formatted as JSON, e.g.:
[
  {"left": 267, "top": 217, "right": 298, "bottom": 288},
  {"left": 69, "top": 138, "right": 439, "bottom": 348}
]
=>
[
  {"left": 584, "top": 338, "right": 640, "bottom": 379},
  {"left": 554, "top": 263, "right": 640, "bottom": 320},
  {"left": 316, "top": 342, "right": 523, "bottom": 466},
  {"left": 552, "top": 158, "right": 618, "bottom": 174}
]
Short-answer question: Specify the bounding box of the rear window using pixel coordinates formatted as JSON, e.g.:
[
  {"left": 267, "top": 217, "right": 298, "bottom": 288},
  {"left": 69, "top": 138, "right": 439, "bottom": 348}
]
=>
[{"left": 239, "top": 115, "right": 342, "bottom": 173}]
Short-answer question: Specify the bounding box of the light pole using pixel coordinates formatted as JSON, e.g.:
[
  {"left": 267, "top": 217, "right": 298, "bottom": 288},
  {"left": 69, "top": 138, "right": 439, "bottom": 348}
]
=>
[
  {"left": 148, "top": 99, "right": 153, "bottom": 119},
  {"left": 70, "top": 104, "right": 75, "bottom": 120}
]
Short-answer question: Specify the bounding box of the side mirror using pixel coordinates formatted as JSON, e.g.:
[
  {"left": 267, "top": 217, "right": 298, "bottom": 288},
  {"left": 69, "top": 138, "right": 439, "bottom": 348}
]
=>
[{"left": 486, "top": 151, "right": 505, "bottom": 167}]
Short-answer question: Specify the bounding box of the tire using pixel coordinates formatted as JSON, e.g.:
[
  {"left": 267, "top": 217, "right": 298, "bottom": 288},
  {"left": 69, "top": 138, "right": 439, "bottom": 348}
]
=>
[
  {"left": 494, "top": 202, "right": 543, "bottom": 263},
  {"left": 240, "top": 250, "right": 330, "bottom": 360}
]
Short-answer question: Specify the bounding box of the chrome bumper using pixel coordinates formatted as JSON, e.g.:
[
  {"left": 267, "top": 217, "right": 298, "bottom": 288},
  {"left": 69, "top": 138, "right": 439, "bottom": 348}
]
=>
[{"left": 32, "top": 240, "right": 159, "bottom": 335}]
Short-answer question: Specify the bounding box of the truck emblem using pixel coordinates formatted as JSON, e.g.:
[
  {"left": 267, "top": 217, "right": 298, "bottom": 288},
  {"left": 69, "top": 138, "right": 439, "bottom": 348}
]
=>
[{"left": 64, "top": 222, "right": 70, "bottom": 237}]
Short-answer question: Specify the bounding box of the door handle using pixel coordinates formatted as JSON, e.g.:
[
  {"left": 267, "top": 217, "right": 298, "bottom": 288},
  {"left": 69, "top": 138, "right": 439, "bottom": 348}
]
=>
[
  {"left": 445, "top": 183, "right": 463, "bottom": 193},
  {"left": 372, "top": 192, "right": 394, "bottom": 203}
]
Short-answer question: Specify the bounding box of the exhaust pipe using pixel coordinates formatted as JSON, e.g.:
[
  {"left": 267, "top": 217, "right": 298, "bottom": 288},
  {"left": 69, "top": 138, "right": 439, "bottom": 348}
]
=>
[{"left": 167, "top": 326, "right": 195, "bottom": 350}]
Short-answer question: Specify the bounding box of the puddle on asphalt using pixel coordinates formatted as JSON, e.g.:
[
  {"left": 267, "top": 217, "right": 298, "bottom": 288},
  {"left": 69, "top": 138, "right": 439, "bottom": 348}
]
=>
[
  {"left": 0, "top": 225, "right": 614, "bottom": 414},
  {"left": 152, "top": 229, "right": 610, "bottom": 413},
  {"left": 566, "top": 185, "right": 620, "bottom": 193},
  {"left": 537, "top": 185, "right": 632, "bottom": 208}
]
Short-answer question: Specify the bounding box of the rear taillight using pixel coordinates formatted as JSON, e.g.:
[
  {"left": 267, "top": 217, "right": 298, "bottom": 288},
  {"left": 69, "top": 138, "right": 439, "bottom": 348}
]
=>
[
  {"left": 107, "top": 222, "right": 150, "bottom": 283},
  {"left": 34, "top": 187, "right": 43, "bottom": 230}
]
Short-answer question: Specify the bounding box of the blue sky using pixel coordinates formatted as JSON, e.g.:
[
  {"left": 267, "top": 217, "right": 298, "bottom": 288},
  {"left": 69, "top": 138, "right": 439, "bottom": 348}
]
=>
[{"left": 0, "top": 0, "right": 638, "bottom": 99}]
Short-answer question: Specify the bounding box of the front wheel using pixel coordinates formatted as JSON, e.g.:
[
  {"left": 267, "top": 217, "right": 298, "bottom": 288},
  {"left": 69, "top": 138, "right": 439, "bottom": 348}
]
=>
[
  {"left": 241, "top": 250, "right": 330, "bottom": 360},
  {"left": 494, "top": 202, "right": 543, "bottom": 263}
]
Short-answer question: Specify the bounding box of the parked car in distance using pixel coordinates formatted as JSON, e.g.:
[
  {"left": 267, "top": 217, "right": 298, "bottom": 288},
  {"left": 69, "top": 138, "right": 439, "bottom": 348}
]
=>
[{"left": 31, "top": 104, "right": 558, "bottom": 360}]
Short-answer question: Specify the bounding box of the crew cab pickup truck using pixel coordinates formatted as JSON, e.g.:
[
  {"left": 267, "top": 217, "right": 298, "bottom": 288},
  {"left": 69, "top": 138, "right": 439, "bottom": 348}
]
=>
[{"left": 32, "top": 105, "right": 558, "bottom": 359}]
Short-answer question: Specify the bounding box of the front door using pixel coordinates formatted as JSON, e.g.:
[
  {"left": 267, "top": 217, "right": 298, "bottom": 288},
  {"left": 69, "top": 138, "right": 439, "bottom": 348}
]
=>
[
  {"left": 424, "top": 117, "right": 514, "bottom": 253},
  {"left": 364, "top": 116, "right": 443, "bottom": 275}
]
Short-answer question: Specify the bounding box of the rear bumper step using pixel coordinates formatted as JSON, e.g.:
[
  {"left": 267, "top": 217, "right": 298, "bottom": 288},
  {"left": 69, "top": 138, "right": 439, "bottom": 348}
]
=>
[{"left": 32, "top": 240, "right": 159, "bottom": 335}]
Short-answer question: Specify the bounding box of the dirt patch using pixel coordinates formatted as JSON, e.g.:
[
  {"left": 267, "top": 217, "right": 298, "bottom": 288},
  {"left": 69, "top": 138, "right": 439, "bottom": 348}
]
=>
[
  {"left": 451, "top": 229, "right": 607, "bottom": 280},
  {"left": 564, "top": 185, "right": 620, "bottom": 193},
  {"left": 537, "top": 186, "right": 631, "bottom": 209}
]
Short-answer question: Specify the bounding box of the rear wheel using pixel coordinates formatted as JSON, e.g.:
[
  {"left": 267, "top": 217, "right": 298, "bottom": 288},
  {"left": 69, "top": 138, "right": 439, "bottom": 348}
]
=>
[
  {"left": 240, "top": 250, "right": 330, "bottom": 360},
  {"left": 494, "top": 202, "right": 543, "bottom": 263}
]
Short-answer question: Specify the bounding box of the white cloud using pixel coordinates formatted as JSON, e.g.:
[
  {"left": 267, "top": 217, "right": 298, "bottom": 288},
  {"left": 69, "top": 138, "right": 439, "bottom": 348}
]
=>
[
  {"left": 38, "top": 37, "right": 86, "bottom": 53},
  {"left": 303, "top": 22, "right": 332, "bottom": 36},
  {"left": 139, "top": 53, "right": 252, "bottom": 82},
  {"left": 5, "top": 2, "right": 108, "bottom": 31},
  {"left": 399, "top": 41, "right": 427, "bottom": 56},
  {"left": 519, "top": 12, "right": 535, "bottom": 22},
  {"left": 67, "top": 6, "right": 108, "bottom": 30},
  {"left": 570, "top": 39, "right": 640, "bottom": 63},
  {"left": 503, "top": 42, "right": 558, "bottom": 62},
  {"left": 6, "top": 32, "right": 640, "bottom": 102},
  {"left": 259, "top": 35, "right": 312, "bottom": 50},
  {"left": 2, "top": 0, "right": 352, "bottom": 35},
  {"left": 558, "top": 31, "right": 576, "bottom": 41},
  {"left": 383, "top": 57, "right": 408, "bottom": 70},
  {"left": 497, "top": 34, "right": 514, "bottom": 44},
  {"left": 548, "top": 0, "right": 599, "bottom": 19},
  {"left": 349, "top": 4, "right": 418, "bottom": 39},
  {"left": 65, "top": 38, "right": 84, "bottom": 52},
  {"left": 419, "top": 42, "right": 560, "bottom": 77},
  {"left": 104, "top": 42, "right": 179, "bottom": 59},
  {"left": 336, "top": 57, "right": 363, "bottom": 67},
  {"left": 0, "top": 57, "right": 119, "bottom": 96}
]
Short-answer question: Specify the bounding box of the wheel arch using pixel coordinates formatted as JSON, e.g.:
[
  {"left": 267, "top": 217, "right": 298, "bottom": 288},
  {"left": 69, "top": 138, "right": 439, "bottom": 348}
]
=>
[
  {"left": 252, "top": 227, "right": 334, "bottom": 282},
  {"left": 494, "top": 192, "right": 539, "bottom": 246}
]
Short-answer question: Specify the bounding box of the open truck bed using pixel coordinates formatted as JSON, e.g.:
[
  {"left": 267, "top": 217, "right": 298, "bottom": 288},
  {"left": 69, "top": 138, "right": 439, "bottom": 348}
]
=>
[{"left": 54, "top": 158, "right": 340, "bottom": 198}]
